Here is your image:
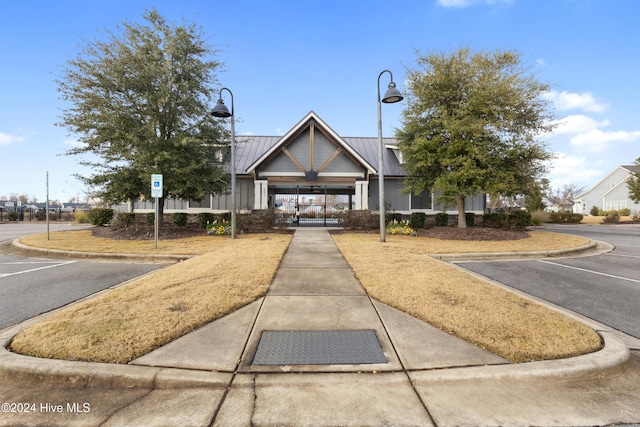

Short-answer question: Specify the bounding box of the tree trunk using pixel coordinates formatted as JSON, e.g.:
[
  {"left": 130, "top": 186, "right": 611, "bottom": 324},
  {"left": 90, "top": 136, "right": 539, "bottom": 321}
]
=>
[{"left": 457, "top": 194, "right": 467, "bottom": 228}]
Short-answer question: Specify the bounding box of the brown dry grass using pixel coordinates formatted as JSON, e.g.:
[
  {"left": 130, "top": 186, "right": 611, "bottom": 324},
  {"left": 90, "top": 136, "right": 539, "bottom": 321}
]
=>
[
  {"left": 331, "top": 232, "right": 602, "bottom": 363},
  {"left": 10, "top": 233, "right": 291, "bottom": 363},
  {"left": 11, "top": 228, "right": 602, "bottom": 364}
]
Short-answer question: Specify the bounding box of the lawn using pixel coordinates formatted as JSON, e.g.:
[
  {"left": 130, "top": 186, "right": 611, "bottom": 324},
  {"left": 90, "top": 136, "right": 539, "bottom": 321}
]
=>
[{"left": 10, "top": 228, "right": 602, "bottom": 364}]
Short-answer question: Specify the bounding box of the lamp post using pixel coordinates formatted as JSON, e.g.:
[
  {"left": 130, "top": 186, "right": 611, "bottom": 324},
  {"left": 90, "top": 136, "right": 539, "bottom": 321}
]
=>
[
  {"left": 210, "top": 87, "right": 237, "bottom": 239},
  {"left": 377, "top": 70, "right": 404, "bottom": 242}
]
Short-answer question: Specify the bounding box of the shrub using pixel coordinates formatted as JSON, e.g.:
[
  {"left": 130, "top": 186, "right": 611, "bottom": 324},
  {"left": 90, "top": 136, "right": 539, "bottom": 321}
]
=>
[
  {"left": 410, "top": 212, "right": 426, "bottom": 229},
  {"left": 548, "top": 212, "right": 584, "bottom": 224},
  {"left": 338, "top": 210, "right": 378, "bottom": 230},
  {"left": 87, "top": 208, "right": 114, "bottom": 226},
  {"left": 386, "top": 212, "right": 402, "bottom": 225},
  {"left": 483, "top": 213, "right": 505, "bottom": 229},
  {"left": 619, "top": 208, "right": 631, "bottom": 216},
  {"left": 197, "top": 212, "right": 215, "bottom": 228},
  {"left": 172, "top": 212, "right": 188, "bottom": 227},
  {"left": 146, "top": 212, "right": 155, "bottom": 226},
  {"left": 508, "top": 210, "right": 532, "bottom": 229},
  {"left": 35, "top": 209, "right": 47, "bottom": 221},
  {"left": 530, "top": 210, "right": 549, "bottom": 226},
  {"left": 7, "top": 211, "right": 19, "bottom": 221},
  {"left": 602, "top": 212, "right": 620, "bottom": 224},
  {"left": 590, "top": 206, "right": 600, "bottom": 216},
  {"left": 465, "top": 212, "right": 475, "bottom": 227},
  {"left": 74, "top": 211, "right": 91, "bottom": 223},
  {"left": 112, "top": 212, "right": 136, "bottom": 229},
  {"left": 434, "top": 212, "right": 449, "bottom": 227}
]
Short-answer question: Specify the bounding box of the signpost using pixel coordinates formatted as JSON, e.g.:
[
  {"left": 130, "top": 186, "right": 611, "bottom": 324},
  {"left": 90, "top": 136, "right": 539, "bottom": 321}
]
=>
[{"left": 151, "top": 174, "right": 163, "bottom": 249}]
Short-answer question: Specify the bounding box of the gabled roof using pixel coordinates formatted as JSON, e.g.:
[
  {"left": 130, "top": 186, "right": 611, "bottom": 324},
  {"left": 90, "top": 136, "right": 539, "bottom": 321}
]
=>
[
  {"left": 576, "top": 165, "right": 636, "bottom": 199},
  {"left": 245, "top": 111, "right": 376, "bottom": 175},
  {"left": 232, "top": 111, "right": 405, "bottom": 176}
]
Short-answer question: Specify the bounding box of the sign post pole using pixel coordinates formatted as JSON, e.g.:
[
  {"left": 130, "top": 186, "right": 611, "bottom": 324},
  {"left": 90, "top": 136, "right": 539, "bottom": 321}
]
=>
[{"left": 151, "top": 174, "right": 163, "bottom": 249}]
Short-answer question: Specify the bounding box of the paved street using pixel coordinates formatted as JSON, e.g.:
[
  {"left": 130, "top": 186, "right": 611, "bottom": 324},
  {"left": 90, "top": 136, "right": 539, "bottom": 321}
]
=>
[{"left": 457, "top": 224, "right": 640, "bottom": 340}]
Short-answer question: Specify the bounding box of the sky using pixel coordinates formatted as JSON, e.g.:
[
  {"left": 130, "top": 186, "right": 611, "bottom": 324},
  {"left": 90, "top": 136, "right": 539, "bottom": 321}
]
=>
[{"left": 1, "top": 0, "right": 639, "bottom": 203}]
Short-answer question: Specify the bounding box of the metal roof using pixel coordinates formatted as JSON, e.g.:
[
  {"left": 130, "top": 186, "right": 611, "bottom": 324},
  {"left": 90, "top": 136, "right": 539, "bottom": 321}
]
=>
[{"left": 233, "top": 135, "right": 404, "bottom": 176}]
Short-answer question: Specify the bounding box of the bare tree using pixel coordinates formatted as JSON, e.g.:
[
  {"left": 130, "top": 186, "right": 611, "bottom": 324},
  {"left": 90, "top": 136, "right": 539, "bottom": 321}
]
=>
[{"left": 546, "top": 183, "right": 585, "bottom": 212}]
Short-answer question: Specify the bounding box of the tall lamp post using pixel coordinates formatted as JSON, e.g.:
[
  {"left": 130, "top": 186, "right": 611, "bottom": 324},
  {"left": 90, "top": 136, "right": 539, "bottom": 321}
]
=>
[
  {"left": 377, "top": 70, "right": 404, "bottom": 242},
  {"left": 210, "top": 87, "right": 237, "bottom": 239}
]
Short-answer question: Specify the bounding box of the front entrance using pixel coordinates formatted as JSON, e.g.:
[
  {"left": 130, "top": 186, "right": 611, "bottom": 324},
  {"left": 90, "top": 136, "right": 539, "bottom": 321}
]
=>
[{"left": 270, "top": 186, "right": 352, "bottom": 227}]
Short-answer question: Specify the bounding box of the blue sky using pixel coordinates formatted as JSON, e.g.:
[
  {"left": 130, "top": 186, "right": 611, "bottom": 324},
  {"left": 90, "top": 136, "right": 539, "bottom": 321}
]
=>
[{"left": 1, "top": 0, "right": 639, "bottom": 203}]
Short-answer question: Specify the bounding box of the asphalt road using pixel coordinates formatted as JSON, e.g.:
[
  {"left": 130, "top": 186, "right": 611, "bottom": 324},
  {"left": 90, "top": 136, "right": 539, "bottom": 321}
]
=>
[
  {"left": 457, "top": 223, "right": 640, "bottom": 339},
  {"left": 0, "top": 223, "right": 165, "bottom": 329}
]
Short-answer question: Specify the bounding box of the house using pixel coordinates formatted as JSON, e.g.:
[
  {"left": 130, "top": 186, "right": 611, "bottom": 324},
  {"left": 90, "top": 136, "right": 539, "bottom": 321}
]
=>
[
  {"left": 573, "top": 165, "right": 640, "bottom": 215},
  {"left": 127, "top": 111, "right": 486, "bottom": 222}
]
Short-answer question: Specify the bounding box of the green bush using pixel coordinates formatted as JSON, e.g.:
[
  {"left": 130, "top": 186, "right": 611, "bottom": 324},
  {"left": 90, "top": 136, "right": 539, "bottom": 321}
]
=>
[
  {"left": 465, "top": 212, "right": 475, "bottom": 227},
  {"left": 197, "top": 212, "right": 216, "bottom": 228},
  {"left": 508, "top": 210, "right": 532, "bottom": 229},
  {"left": 434, "top": 212, "right": 449, "bottom": 227},
  {"left": 483, "top": 211, "right": 532, "bottom": 229},
  {"left": 590, "top": 206, "right": 599, "bottom": 216},
  {"left": 620, "top": 208, "right": 631, "bottom": 216},
  {"left": 87, "top": 208, "right": 114, "bottom": 226},
  {"left": 386, "top": 212, "right": 402, "bottom": 225},
  {"left": 548, "top": 212, "right": 583, "bottom": 224},
  {"left": 146, "top": 212, "right": 155, "bottom": 226},
  {"left": 172, "top": 212, "right": 188, "bottom": 227},
  {"left": 410, "top": 212, "right": 426, "bottom": 229},
  {"left": 35, "top": 209, "right": 47, "bottom": 221},
  {"left": 7, "top": 211, "right": 19, "bottom": 221}
]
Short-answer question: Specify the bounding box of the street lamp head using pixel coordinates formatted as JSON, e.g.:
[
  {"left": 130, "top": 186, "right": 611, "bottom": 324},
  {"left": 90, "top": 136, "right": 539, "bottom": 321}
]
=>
[
  {"left": 210, "top": 98, "right": 232, "bottom": 118},
  {"left": 381, "top": 81, "right": 403, "bottom": 104}
]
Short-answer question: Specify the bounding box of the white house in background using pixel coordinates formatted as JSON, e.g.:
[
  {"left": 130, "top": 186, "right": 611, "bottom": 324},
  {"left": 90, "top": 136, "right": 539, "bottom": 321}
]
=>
[{"left": 573, "top": 165, "right": 639, "bottom": 215}]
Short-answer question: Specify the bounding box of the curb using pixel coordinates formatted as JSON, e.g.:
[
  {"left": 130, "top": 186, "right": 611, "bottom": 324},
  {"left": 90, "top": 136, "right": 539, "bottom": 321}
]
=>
[
  {"left": 429, "top": 240, "right": 604, "bottom": 261},
  {"left": 409, "top": 330, "right": 630, "bottom": 383},
  {"left": 0, "top": 324, "right": 231, "bottom": 389},
  {"left": 11, "top": 238, "right": 191, "bottom": 263}
]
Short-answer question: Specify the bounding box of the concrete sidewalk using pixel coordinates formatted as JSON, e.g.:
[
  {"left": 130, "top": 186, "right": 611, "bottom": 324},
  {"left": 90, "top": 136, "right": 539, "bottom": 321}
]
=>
[{"left": 1, "top": 228, "right": 640, "bottom": 426}]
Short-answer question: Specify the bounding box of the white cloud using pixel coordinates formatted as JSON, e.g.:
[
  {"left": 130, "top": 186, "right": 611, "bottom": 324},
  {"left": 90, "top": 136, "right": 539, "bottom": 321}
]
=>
[
  {"left": 551, "top": 114, "right": 610, "bottom": 135},
  {"left": 545, "top": 90, "right": 610, "bottom": 113},
  {"left": 0, "top": 132, "right": 25, "bottom": 145},
  {"left": 570, "top": 129, "right": 640, "bottom": 152},
  {"left": 547, "top": 153, "right": 603, "bottom": 188}
]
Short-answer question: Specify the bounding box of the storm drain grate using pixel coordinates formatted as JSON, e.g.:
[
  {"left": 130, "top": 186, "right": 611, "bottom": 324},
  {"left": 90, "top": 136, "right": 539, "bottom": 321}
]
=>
[{"left": 252, "top": 330, "right": 387, "bottom": 365}]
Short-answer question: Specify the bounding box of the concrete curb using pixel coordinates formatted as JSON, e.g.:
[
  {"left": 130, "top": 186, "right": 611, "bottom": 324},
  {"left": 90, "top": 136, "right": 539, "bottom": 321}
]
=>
[
  {"left": 0, "top": 325, "right": 231, "bottom": 389},
  {"left": 1, "top": 324, "right": 630, "bottom": 389},
  {"left": 11, "top": 238, "right": 191, "bottom": 263},
  {"left": 410, "top": 330, "right": 630, "bottom": 383},
  {"left": 429, "top": 240, "right": 603, "bottom": 261}
]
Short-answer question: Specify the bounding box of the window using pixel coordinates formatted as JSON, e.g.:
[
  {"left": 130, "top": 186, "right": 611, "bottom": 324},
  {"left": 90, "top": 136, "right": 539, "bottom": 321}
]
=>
[
  {"left": 411, "top": 191, "right": 432, "bottom": 209},
  {"left": 605, "top": 200, "right": 627, "bottom": 211}
]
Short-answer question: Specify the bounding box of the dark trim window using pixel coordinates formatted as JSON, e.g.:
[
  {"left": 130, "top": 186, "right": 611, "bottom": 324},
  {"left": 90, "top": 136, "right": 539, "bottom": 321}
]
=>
[{"left": 411, "top": 191, "right": 431, "bottom": 209}]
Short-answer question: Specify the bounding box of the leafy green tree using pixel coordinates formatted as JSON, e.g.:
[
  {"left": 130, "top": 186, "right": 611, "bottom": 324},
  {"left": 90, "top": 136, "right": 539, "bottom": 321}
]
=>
[
  {"left": 397, "top": 48, "right": 555, "bottom": 227},
  {"left": 58, "top": 9, "right": 229, "bottom": 224},
  {"left": 627, "top": 158, "right": 640, "bottom": 204}
]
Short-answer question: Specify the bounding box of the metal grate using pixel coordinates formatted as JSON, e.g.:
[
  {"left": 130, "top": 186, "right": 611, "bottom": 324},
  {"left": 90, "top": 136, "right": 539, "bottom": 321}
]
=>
[{"left": 252, "top": 330, "right": 387, "bottom": 365}]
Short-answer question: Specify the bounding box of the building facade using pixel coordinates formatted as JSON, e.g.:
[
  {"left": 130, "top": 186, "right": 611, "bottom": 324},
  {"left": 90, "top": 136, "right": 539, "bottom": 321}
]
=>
[{"left": 128, "top": 112, "right": 486, "bottom": 219}]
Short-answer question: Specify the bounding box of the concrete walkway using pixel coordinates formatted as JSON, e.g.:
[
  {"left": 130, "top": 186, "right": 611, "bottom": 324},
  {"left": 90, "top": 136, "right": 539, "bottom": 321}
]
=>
[{"left": 1, "top": 228, "right": 640, "bottom": 426}]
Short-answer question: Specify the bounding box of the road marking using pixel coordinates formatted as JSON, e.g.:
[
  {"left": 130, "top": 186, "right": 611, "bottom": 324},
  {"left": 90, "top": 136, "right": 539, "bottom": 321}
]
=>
[
  {"left": 607, "top": 253, "right": 640, "bottom": 259},
  {"left": 538, "top": 260, "right": 640, "bottom": 284},
  {"left": 0, "top": 261, "right": 76, "bottom": 278}
]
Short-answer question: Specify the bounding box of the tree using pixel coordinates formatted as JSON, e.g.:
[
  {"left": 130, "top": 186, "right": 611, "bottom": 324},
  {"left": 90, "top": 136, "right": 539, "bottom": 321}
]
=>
[
  {"left": 58, "top": 9, "right": 229, "bottom": 225},
  {"left": 546, "top": 183, "right": 585, "bottom": 212},
  {"left": 627, "top": 158, "right": 640, "bottom": 204},
  {"left": 397, "top": 48, "right": 555, "bottom": 227}
]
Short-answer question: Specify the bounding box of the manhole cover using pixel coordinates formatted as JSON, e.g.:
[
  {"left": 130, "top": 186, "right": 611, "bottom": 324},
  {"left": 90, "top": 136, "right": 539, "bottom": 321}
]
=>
[{"left": 252, "top": 330, "right": 387, "bottom": 365}]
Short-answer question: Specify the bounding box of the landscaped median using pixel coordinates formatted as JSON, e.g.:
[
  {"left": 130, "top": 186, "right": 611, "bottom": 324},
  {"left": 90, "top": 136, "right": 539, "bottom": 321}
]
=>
[{"left": 9, "top": 229, "right": 602, "bottom": 365}]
